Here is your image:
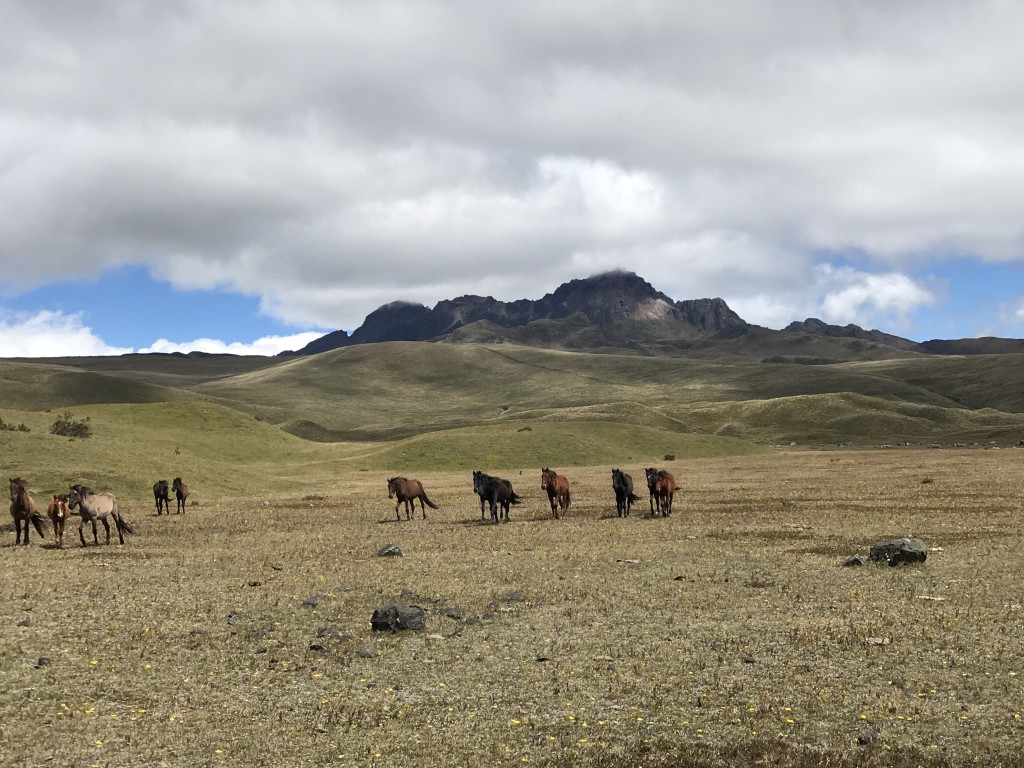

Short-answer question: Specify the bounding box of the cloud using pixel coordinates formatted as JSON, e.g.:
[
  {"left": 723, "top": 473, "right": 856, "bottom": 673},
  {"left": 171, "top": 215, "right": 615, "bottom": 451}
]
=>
[
  {"left": 0, "top": 310, "right": 131, "bottom": 357},
  {"left": 818, "top": 266, "right": 935, "bottom": 329},
  {"left": 137, "top": 332, "right": 325, "bottom": 356},
  {"left": 2, "top": 2, "right": 1023, "bottom": 334},
  {"left": 0, "top": 310, "right": 321, "bottom": 357}
]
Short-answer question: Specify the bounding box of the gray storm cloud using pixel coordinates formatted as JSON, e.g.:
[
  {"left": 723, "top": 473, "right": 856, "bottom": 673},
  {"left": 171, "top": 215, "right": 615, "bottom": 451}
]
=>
[{"left": 1, "top": 1, "right": 1021, "bottom": 334}]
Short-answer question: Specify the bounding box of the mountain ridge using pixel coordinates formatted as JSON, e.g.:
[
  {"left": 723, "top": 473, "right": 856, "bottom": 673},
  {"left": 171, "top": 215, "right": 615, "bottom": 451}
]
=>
[{"left": 286, "top": 269, "right": 1013, "bottom": 360}]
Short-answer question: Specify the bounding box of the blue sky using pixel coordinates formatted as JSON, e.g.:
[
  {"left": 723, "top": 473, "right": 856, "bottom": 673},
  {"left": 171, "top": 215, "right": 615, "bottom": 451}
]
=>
[{"left": 1, "top": 2, "right": 1023, "bottom": 356}]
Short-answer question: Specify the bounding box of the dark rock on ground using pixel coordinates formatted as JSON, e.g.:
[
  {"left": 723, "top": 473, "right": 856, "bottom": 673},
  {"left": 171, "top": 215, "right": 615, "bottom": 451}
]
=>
[
  {"left": 302, "top": 594, "right": 327, "bottom": 608},
  {"left": 843, "top": 554, "right": 866, "bottom": 567},
  {"left": 869, "top": 538, "right": 928, "bottom": 566},
  {"left": 370, "top": 604, "right": 426, "bottom": 632},
  {"left": 378, "top": 544, "right": 404, "bottom": 557}
]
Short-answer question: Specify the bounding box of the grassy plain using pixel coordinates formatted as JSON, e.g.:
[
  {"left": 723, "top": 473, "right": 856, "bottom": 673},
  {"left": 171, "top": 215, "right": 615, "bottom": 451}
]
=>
[{"left": 3, "top": 448, "right": 1022, "bottom": 767}]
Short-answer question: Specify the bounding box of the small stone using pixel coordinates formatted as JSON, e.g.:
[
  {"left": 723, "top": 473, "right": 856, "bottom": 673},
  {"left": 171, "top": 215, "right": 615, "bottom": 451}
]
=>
[
  {"left": 17, "top": 618, "right": 31, "bottom": 627},
  {"left": 869, "top": 538, "right": 928, "bottom": 566},
  {"left": 302, "top": 594, "right": 327, "bottom": 609},
  {"left": 357, "top": 649, "right": 376, "bottom": 659},
  {"left": 843, "top": 555, "right": 865, "bottom": 567},
  {"left": 308, "top": 643, "right": 329, "bottom": 654},
  {"left": 370, "top": 604, "right": 426, "bottom": 632},
  {"left": 377, "top": 544, "right": 404, "bottom": 557},
  {"left": 36, "top": 657, "right": 51, "bottom": 668}
]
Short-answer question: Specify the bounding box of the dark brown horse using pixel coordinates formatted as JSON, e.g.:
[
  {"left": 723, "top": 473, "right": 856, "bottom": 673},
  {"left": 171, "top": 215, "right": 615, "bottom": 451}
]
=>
[
  {"left": 172, "top": 477, "right": 188, "bottom": 514},
  {"left": 645, "top": 467, "right": 676, "bottom": 517},
  {"left": 46, "top": 494, "right": 70, "bottom": 549},
  {"left": 611, "top": 469, "right": 640, "bottom": 517},
  {"left": 473, "top": 471, "right": 521, "bottom": 524},
  {"left": 153, "top": 479, "right": 170, "bottom": 515},
  {"left": 387, "top": 477, "right": 439, "bottom": 520},
  {"left": 9, "top": 477, "right": 46, "bottom": 546},
  {"left": 68, "top": 485, "right": 134, "bottom": 545},
  {"left": 541, "top": 468, "right": 571, "bottom": 519}
]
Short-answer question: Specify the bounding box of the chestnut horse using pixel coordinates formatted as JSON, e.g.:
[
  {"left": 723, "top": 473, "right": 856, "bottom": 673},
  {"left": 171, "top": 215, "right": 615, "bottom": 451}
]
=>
[
  {"left": 540, "top": 468, "right": 571, "bottom": 519},
  {"left": 46, "top": 494, "right": 70, "bottom": 549},
  {"left": 172, "top": 477, "right": 188, "bottom": 514},
  {"left": 611, "top": 468, "right": 640, "bottom": 518},
  {"left": 644, "top": 467, "right": 676, "bottom": 517},
  {"left": 9, "top": 477, "right": 46, "bottom": 546},
  {"left": 68, "top": 485, "right": 134, "bottom": 545},
  {"left": 153, "top": 479, "right": 170, "bottom": 515},
  {"left": 387, "top": 477, "right": 439, "bottom": 520},
  {"left": 472, "top": 471, "right": 521, "bottom": 524}
]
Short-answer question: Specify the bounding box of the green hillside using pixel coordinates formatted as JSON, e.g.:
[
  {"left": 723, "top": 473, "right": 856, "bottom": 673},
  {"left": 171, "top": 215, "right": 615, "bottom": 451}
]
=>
[{"left": 3, "top": 343, "right": 1024, "bottom": 498}]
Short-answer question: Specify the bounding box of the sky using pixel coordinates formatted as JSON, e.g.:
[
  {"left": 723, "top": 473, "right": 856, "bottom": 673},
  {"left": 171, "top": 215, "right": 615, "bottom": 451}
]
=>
[{"left": 2, "top": 1, "right": 1024, "bottom": 357}]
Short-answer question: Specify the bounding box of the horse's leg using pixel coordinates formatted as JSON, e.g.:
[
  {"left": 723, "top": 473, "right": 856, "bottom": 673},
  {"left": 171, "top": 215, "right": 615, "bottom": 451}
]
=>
[
  {"left": 418, "top": 495, "right": 427, "bottom": 520},
  {"left": 15, "top": 517, "right": 24, "bottom": 545},
  {"left": 395, "top": 499, "right": 401, "bottom": 521},
  {"left": 91, "top": 518, "right": 99, "bottom": 545}
]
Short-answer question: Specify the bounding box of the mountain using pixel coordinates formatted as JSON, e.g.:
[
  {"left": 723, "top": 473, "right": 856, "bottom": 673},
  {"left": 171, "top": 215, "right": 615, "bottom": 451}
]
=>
[
  {"left": 291, "top": 271, "right": 753, "bottom": 355},
  {"left": 287, "top": 270, "right": 1022, "bottom": 361},
  {"left": 783, "top": 318, "right": 918, "bottom": 351}
]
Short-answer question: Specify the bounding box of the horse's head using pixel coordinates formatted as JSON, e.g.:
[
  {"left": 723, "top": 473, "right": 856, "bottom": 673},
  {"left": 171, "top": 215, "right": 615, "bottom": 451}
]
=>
[
  {"left": 68, "top": 485, "right": 87, "bottom": 510},
  {"left": 172, "top": 478, "right": 183, "bottom": 492},
  {"left": 472, "top": 471, "right": 483, "bottom": 494},
  {"left": 387, "top": 477, "right": 401, "bottom": 498},
  {"left": 541, "top": 468, "right": 554, "bottom": 490},
  {"left": 9, "top": 477, "right": 24, "bottom": 501}
]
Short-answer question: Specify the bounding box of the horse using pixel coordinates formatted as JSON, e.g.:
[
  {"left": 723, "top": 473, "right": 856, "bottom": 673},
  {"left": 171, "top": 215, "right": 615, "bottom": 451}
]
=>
[
  {"left": 9, "top": 477, "right": 46, "bottom": 546},
  {"left": 472, "top": 471, "right": 522, "bottom": 524},
  {"left": 172, "top": 477, "right": 188, "bottom": 514},
  {"left": 46, "top": 494, "right": 70, "bottom": 549},
  {"left": 541, "top": 468, "right": 571, "bottom": 519},
  {"left": 153, "top": 479, "right": 170, "bottom": 515},
  {"left": 611, "top": 469, "right": 640, "bottom": 518},
  {"left": 645, "top": 467, "right": 676, "bottom": 517},
  {"left": 68, "top": 485, "right": 134, "bottom": 545},
  {"left": 387, "top": 477, "right": 439, "bottom": 520}
]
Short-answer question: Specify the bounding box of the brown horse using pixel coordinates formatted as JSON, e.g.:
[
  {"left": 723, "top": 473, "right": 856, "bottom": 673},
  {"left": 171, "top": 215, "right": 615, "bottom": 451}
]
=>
[
  {"left": 645, "top": 467, "right": 676, "bottom": 517},
  {"left": 153, "top": 479, "right": 170, "bottom": 515},
  {"left": 541, "top": 468, "right": 571, "bottom": 519},
  {"left": 387, "top": 477, "right": 439, "bottom": 520},
  {"left": 9, "top": 477, "right": 46, "bottom": 546},
  {"left": 68, "top": 485, "right": 134, "bottom": 545},
  {"left": 172, "top": 477, "right": 188, "bottom": 514},
  {"left": 46, "top": 494, "right": 70, "bottom": 549}
]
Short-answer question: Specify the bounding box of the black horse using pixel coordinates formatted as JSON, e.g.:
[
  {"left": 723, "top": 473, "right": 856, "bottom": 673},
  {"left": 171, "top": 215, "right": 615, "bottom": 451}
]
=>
[
  {"left": 472, "top": 471, "right": 522, "bottom": 524},
  {"left": 172, "top": 477, "right": 188, "bottom": 514},
  {"left": 611, "top": 468, "right": 640, "bottom": 517},
  {"left": 153, "top": 480, "right": 170, "bottom": 515}
]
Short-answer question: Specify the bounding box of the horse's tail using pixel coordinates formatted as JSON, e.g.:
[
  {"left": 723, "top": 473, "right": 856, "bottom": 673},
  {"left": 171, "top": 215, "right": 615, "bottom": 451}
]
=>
[
  {"left": 627, "top": 492, "right": 640, "bottom": 503},
  {"left": 420, "top": 493, "right": 439, "bottom": 510},
  {"left": 31, "top": 512, "right": 46, "bottom": 537},
  {"left": 509, "top": 492, "right": 523, "bottom": 505},
  {"left": 564, "top": 489, "right": 571, "bottom": 508},
  {"left": 114, "top": 513, "right": 134, "bottom": 536}
]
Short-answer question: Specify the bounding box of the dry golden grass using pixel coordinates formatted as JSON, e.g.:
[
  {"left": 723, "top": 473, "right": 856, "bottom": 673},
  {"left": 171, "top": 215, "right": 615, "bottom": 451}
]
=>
[{"left": 2, "top": 449, "right": 1022, "bottom": 767}]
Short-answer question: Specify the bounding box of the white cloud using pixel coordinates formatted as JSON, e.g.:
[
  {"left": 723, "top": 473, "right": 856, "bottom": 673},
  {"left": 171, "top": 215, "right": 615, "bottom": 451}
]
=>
[
  {"left": 1, "top": 2, "right": 1023, "bottom": 333},
  {"left": 818, "top": 266, "right": 935, "bottom": 329},
  {"left": 137, "top": 332, "right": 325, "bottom": 356},
  {"left": 0, "top": 310, "right": 131, "bottom": 357}
]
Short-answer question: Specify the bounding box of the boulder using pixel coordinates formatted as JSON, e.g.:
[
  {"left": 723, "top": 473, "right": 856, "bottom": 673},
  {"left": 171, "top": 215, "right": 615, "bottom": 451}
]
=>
[
  {"left": 869, "top": 538, "right": 927, "bottom": 566},
  {"left": 370, "top": 604, "right": 426, "bottom": 632}
]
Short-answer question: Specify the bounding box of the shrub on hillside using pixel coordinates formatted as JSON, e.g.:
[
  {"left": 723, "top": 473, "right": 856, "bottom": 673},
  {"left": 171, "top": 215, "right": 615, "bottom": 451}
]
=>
[
  {"left": 0, "top": 416, "right": 29, "bottom": 432},
  {"left": 50, "top": 412, "right": 91, "bottom": 438}
]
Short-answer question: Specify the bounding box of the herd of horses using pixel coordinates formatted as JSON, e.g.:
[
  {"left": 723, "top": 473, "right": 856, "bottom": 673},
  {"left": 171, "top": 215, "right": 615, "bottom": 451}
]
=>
[
  {"left": 7, "top": 475, "right": 189, "bottom": 548},
  {"left": 9, "top": 465, "right": 674, "bottom": 547},
  {"left": 388, "top": 466, "right": 676, "bottom": 524}
]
